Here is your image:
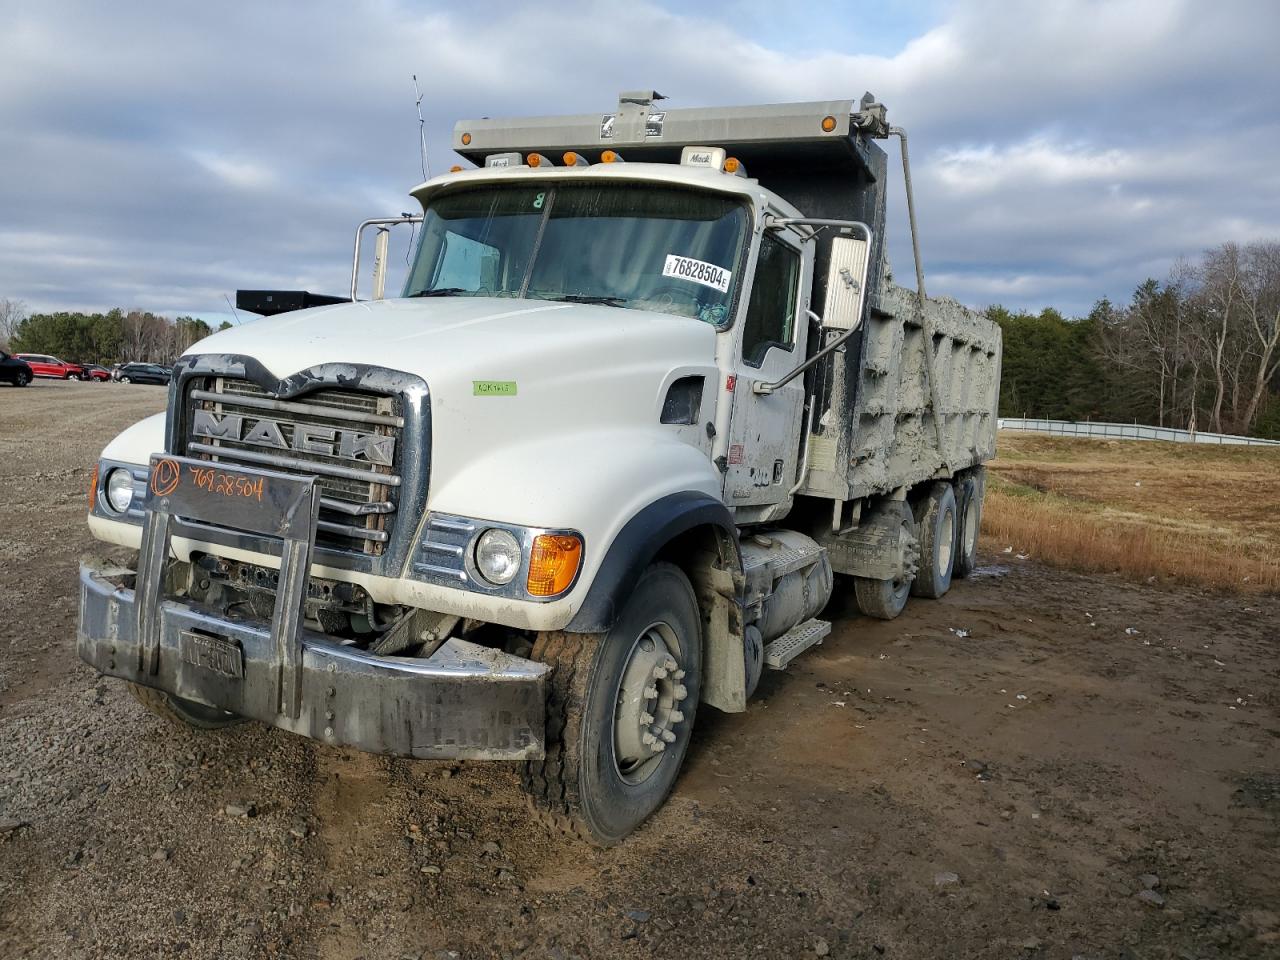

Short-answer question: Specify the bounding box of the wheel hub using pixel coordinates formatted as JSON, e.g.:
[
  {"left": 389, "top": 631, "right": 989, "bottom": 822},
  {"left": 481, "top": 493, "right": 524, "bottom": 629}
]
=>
[{"left": 613, "top": 624, "right": 687, "bottom": 784}]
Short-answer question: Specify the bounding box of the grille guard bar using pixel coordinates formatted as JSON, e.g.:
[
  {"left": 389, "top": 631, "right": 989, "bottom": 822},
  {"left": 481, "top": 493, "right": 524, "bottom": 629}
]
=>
[{"left": 137, "top": 454, "right": 321, "bottom": 719}]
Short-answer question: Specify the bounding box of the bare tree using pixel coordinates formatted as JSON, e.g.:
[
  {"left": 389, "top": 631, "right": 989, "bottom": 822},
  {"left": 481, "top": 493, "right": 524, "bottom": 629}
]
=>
[{"left": 0, "top": 297, "right": 28, "bottom": 349}]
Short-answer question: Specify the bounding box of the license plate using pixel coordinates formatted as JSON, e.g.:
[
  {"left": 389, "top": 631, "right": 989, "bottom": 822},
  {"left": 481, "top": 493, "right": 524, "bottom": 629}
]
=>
[{"left": 179, "top": 631, "right": 244, "bottom": 679}]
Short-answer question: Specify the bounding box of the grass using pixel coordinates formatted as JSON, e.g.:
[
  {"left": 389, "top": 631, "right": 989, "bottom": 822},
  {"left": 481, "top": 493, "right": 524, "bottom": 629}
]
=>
[{"left": 981, "top": 433, "right": 1280, "bottom": 592}]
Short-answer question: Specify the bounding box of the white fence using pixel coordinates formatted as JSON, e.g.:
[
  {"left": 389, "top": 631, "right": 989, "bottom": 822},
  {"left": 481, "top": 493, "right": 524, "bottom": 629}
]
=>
[{"left": 997, "top": 418, "right": 1280, "bottom": 447}]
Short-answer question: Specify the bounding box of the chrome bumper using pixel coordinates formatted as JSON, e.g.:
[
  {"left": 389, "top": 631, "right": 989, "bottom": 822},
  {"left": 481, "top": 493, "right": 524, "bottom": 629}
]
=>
[{"left": 77, "top": 561, "right": 548, "bottom": 761}]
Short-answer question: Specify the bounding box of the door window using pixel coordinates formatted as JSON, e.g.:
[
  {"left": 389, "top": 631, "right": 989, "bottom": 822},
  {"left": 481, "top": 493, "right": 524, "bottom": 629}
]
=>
[{"left": 741, "top": 234, "right": 800, "bottom": 366}]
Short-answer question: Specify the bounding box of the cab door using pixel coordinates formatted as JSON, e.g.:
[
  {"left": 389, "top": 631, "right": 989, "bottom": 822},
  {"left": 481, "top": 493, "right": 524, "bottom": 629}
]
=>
[{"left": 721, "top": 230, "right": 809, "bottom": 508}]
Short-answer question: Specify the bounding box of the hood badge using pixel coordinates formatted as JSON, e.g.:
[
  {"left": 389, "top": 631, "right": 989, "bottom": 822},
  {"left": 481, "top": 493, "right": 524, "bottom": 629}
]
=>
[{"left": 192, "top": 410, "right": 395, "bottom": 465}]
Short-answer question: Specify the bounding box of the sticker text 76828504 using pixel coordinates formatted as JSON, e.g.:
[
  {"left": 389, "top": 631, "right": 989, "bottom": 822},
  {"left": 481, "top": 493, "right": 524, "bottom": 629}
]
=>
[{"left": 662, "top": 255, "right": 732, "bottom": 293}]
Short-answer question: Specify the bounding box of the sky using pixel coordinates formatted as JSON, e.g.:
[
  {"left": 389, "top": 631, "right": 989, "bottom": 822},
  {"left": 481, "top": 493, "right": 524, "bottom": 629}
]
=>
[{"left": 1, "top": 0, "right": 1278, "bottom": 325}]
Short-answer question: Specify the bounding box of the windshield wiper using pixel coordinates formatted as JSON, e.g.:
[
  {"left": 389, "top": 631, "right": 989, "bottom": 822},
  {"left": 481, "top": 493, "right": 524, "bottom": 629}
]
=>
[
  {"left": 547, "top": 294, "right": 627, "bottom": 307},
  {"left": 410, "top": 287, "right": 467, "bottom": 298}
]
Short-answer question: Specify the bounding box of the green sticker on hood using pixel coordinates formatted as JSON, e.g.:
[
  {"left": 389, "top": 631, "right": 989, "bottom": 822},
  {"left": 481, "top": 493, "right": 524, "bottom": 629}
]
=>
[{"left": 473, "top": 380, "right": 517, "bottom": 396}]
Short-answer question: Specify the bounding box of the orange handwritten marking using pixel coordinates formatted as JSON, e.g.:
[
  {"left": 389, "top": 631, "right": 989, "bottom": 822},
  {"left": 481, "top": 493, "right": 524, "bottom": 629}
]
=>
[
  {"left": 150, "top": 458, "right": 181, "bottom": 497},
  {"left": 188, "top": 466, "right": 265, "bottom": 502}
]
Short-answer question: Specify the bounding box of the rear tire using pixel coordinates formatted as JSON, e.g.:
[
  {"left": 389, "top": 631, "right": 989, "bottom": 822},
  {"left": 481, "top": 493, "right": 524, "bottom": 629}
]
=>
[
  {"left": 521, "top": 562, "right": 702, "bottom": 846},
  {"left": 953, "top": 471, "right": 984, "bottom": 579},
  {"left": 128, "top": 682, "right": 243, "bottom": 730},
  {"left": 120, "top": 376, "right": 132, "bottom": 383},
  {"left": 853, "top": 502, "right": 917, "bottom": 620},
  {"left": 910, "top": 482, "right": 958, "bottom": 599}
]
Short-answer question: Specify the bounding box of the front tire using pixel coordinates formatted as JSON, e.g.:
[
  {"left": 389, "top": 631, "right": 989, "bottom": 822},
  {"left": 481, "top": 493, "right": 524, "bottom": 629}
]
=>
[
  {"left": 128, "top": 682, "right": 243, "bottom": 730},
  {"left": 15, "top": 371, "right": 30, "bottom": 387},
  {"left": 522, "top": 562, "right": 702, "bottom": 846}
]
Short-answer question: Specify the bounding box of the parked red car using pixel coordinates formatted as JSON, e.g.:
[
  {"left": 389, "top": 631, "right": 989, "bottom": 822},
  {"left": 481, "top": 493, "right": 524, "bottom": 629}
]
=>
[
  {"left": 14, "top": 353, "right": 83, "bottom": 379},
  {"left": 78, "top": 363, "right": 112, "bottom": 382}
]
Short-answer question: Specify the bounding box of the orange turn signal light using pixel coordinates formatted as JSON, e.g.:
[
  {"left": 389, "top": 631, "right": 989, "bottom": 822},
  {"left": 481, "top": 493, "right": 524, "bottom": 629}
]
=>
[
  {"left": 723, "top": 156, "right": 741, "bottom": 173},
  {"left": 449, "top": 164, "right": 463, "bottom": 173},
  {"left": 460, "top": 132, "right": 472, "bottom": 145},
  {"left": 88, "top": 467, "right": 99, "bottom": 511},
  {"left": 821, "top": 115, "right": 837, "bottom": 132},
  {"left": 527, "top": 534, "right": 583, "bottom": 597}
]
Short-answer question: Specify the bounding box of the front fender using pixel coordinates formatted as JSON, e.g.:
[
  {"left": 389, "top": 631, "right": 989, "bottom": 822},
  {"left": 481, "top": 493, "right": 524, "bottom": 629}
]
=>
[{"left": 420, "top": 427, "right": 728, "bottom": 623}]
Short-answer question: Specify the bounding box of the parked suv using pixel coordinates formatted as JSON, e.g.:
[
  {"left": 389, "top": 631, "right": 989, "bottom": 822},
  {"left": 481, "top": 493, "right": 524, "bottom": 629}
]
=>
[
  {"left": 14, "top": 354, "right": 83, "bottom": 379},
  {"left": 0, "top": 351, "right": 33, "bottom": 387},
  {"left": 115, "top": 362, "right": 171, "bottom": 385}
]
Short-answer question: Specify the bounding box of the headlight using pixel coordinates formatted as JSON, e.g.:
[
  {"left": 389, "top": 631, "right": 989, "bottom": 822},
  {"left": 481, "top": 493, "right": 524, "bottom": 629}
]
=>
[
  {"left": 473, "top": 528, "right": 521, "bottom": 585},
  {"left": 105, "top": 468, "right": 134, "bottom": 513}
]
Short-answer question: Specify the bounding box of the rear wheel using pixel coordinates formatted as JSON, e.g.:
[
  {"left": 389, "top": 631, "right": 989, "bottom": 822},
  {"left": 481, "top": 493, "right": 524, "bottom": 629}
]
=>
[
  {"left": 120, "top": 376, "right": 132, "bottom": 383},
  {"left": 15, "top": 371, "right": 30, "bottom": 387},
  {"left": 953, "top": 471, "right": 984, "bottom": 579},
  {"left": 854, "top": 502, "right": 917, "bottom": 620},
  {"left": 911, "top": 482, "right": 958, "bottom": 599},
  {"left": 128, "top": 682, "right": 243, "bottom": 730},
  {"left": 522, "top": 562, "right": 702, "bottom": 846}
]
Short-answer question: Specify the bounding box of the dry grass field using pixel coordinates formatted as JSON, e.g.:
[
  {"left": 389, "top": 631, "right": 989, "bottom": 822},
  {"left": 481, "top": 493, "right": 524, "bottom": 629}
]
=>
[{"left": 984, "top": 432, "right": 1280, "bottom": 592}]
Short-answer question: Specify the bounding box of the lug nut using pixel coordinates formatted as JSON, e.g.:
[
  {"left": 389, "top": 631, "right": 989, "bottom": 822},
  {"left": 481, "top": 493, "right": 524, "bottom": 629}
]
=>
[
  {"left": 670, "top": 710, "right": 684, "bottom": 723},
  {"left": 640, "top": 711, "right": 654, "bottom": 725},
  {"left": 672, "top": 669, "right": 686, "bottom": 680},
  {"left": 663, "top": 657, "right": 677, "bottom": 671},
  {"left": 642, "top": 731, "right": 657, "bottom": 746},
  {"left": 643, "top": 685, "right": 658, "bottom": 699},
  {"left": 660, "top": 729, "right": 676, "bottom": 743},
  {"left": 653, "top": 741, "right": 666, "bottom": 752},
  {"left": 673, "top": 684, "right": 688, "bottom": 701},
  {"left": 652, "top": 666, "right": 668, "bottom": 680}
]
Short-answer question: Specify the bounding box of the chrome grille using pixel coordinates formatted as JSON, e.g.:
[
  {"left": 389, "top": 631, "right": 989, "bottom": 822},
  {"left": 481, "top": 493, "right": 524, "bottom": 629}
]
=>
[{"left": 185, "top": 378, "right": 403, "bottom": 555}]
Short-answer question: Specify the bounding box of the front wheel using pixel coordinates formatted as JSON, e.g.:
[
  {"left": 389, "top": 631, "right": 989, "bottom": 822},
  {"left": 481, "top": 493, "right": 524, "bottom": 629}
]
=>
[
  {"left": 15, "top": 371, "right": 30, "bottom": 387},
  {"left": 119, "top": 376, "right": 132, "bottom": 383},
  {"left": 522, "top": 562, "right": 702, "bottom": 846}
]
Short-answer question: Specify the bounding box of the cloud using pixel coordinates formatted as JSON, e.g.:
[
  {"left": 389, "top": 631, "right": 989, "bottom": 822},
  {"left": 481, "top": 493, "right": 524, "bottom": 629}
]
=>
[{"left": 0, "top": 0, "right": 1278, "bottom": 321}]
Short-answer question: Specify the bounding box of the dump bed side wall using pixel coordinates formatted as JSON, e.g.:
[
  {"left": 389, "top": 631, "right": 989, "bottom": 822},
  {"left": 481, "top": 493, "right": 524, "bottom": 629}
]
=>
[{"left": 799, "top": 284, "right": 1000, "bottom": 501}]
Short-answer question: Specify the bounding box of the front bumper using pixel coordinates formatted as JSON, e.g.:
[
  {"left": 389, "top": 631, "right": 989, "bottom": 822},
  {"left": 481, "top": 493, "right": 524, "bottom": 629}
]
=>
[{"left": 77, "top": 562, "right": 548, "bottom": 760}]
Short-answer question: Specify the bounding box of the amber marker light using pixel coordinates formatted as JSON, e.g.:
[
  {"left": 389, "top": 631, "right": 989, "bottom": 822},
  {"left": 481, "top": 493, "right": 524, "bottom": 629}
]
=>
[
  {"left": 527, "top": 534, "right": 583, "bottom": 597},
  {"left": 88, "top": 467, "right": 99, "bottom": 511},
  {"left": 460, "top": 132, "right": 472, "bottom": 145},
  {"left": 526, "top": 152, "right": 547, "bottom": 167},
  {"left": 723, "top": 157, "right": 741, "bottom": 173},
  {"left": 601, "top": 150, "right": 621, "bottom": 163},
  {"left": 449, "top": 165, "right": 463, "bottom": 172},
  {"left": 821, "top": 115, "right": 838, "bottom": 132}
]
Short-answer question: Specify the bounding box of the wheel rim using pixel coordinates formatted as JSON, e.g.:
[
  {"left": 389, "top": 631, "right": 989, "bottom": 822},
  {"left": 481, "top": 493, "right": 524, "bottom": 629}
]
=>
[
  {"left": 612, "top": 621, "right": 688, "bottom": 786},
  {"left": 939, "top": 505, "right": 955, "bottom": 574},
  {"left": 963, "top": 499, "right": 978, "bottom": 556}
]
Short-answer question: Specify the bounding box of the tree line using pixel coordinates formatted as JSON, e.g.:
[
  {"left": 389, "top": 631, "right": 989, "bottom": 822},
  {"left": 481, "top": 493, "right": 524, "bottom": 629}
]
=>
[
  {"left": 0, "top": 300, "right": 232, "bottom": 365},
  {"left": 993, "top": 240, "right": 1280, "bottom": 439}
]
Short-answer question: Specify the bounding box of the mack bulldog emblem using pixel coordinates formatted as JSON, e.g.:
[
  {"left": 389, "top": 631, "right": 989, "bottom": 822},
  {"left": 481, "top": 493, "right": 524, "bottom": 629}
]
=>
[{"left": 192, "top": 409, "right": 396, "bottom": 465}]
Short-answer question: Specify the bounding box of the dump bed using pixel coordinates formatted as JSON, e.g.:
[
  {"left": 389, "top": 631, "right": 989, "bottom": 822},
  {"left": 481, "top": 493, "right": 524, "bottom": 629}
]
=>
[{"left": 801, "top": 279, "right": 1001, "bottom": 501}]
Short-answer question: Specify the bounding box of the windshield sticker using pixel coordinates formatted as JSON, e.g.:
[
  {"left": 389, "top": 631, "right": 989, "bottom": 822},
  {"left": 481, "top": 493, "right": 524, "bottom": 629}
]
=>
[{"left": 662, "top": 255, "right": 732, "bottom": 293}]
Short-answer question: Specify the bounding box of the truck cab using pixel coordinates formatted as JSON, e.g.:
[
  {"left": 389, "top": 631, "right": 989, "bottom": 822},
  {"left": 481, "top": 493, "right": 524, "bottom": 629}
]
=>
[{"left": 77, "top": 91, "right": 1000, "bottom": 845}]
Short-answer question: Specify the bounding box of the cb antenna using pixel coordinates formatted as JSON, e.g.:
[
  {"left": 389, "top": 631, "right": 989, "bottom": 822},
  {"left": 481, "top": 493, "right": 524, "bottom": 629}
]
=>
[{"left": 412, "top": 75, "right": 431, "bottom": 181}]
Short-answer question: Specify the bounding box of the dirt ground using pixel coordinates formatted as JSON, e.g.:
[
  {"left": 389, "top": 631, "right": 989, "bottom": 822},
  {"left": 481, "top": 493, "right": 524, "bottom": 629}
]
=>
[{"left": 2, "top": 381, "right": 1278, "bottom": 960}]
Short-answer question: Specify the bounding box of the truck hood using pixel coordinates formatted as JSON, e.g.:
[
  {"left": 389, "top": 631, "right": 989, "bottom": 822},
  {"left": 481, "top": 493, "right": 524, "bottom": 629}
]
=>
[
  {"left": 186, "top": 297, "right": 715, "bottom": 384},
  {"left": 181, "top": 297, "right": 721, "bottom": 527}
]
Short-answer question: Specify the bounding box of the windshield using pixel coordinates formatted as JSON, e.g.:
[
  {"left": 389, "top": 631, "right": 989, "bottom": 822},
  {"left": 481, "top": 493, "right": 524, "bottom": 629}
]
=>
[{"left": 403, "top": 182, "right": 750, "bottom": 325}]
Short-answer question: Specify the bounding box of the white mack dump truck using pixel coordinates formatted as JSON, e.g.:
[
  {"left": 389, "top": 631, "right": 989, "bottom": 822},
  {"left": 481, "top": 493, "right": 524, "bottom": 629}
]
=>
[{"left": 79, "top": 91, "right": 1001, "bottom": 845}]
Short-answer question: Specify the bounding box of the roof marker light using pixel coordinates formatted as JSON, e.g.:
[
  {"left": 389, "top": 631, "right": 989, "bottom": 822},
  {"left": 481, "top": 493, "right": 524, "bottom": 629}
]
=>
[
  {"left": 821, "top": 116, "right": 838, "bottom": 132},
  {"left": 460, "top": 132, "right": 472, "bottom": 145},
  {"left": 526, "top": 152, "right": 552, "bottom": 167},
  {"left": 723, "top": 157, "right": 747, "bottom": 177},
  {"left": 449, "top": 165, "right": 463, "bottom": 173},
  {"left": 600, "top": 150, "right": 623, "bottom": 163},
  {"left": 562, "top": 151, "right": 589, "bottom": 167}
]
